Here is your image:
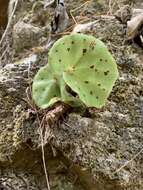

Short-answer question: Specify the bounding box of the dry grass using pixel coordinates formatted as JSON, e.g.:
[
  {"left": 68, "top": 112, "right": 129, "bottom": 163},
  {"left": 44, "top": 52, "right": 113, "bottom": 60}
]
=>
[{"left": 0, "top": 0, "right": 19, "bottom": 67}]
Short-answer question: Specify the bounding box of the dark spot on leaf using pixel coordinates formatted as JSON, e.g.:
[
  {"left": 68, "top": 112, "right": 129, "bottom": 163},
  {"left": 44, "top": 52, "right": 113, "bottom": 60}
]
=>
[
  {"left": 96, "top": 96, "right": 99, "bottom": 99},
  {"left": 104, "top": 70, "right": 109, "bottom": 76},
  {"left": 95, "top": 69, "right": 98, "bottom": 72},
  {"left": 83, "top": 49, "right": 87, "bottom": 54},
  {"left": 84, "top": 81, "right": 89, "bottom": 84},
  {"left": 90, "top": 65, "right": 94, "bottom": 69},
  {"left": 83, "top": 39, "right": 86, "bottom": 41},
  {"left": 71, "top": 41, "right": 74, "bottom": 44},
  {"left": 70, "top": 101, "right": 75, "bottom": 104},
  {"left": 63, "top": 43, "right": 65, "bottom": 45},
  {"left": 100, "top": 58, "right": 102, "bottom": 62},
  {"left": 41, "top": 77, "right": 44, "bottom": 80},
  {"left": 66, "top": 85, "right": 77, "bottom": 97},
  {"left": 98, "top": 83, "right": 101, "bottom": 86},
  {"left": 67, "top": 48, "right": 70, "bottom": 51},
  {"left": 92, "top": 46, "right": 94, "bottom": 50},
  {"left": 56, "top": 50, "right": 58, "bottom": 52},
  {"left": 59, "top": 59, "right": 61, "bottom": 62},
  {"left": 72, "top": 66, "right": 75, "bottom": 69},
  {"left": 103, "top": 88, "right": 106, "bottom": 91},
  {"left": 105, "top": 59, "right": 108, "bottom": 62},
  {"left": 54, "top": 76, "right": 57, "bottom": 81},
  {"left": 90, "top": 91, "right": 93, "bottom": 95}
]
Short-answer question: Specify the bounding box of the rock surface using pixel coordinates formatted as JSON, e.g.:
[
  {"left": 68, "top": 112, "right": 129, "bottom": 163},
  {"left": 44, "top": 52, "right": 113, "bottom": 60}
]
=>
[
  {"left": 0, "top": 0, "right": 143, "bottom": 190},
  {"left": 13, "top": 21, "right": 44, "bottom": 52}
]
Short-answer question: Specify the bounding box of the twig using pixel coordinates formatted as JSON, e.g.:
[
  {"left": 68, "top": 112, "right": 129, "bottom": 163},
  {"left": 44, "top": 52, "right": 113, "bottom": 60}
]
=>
[
  {"left": 0, "top": 46, "right": 9, "bottom": 61},
  {"left": 26, "top": 55, "right": 51, "bottom": 190},
  {"left": 70, "top": 0, "right": 91, "bottom": 25},
  {"left": 0, "top": 0, "right": 19, "bottom": 46},
  {"left": 108, "top": 0, "right": 112, "bottom": 15},
  {"left": 80, "top": 1, "right": 90, "bottom": 17},
  {"left": 44, "top": 0, "right": 55, "bottom": 9},
  {"left": 112, "top": 147, "right": 143, "bottom": 175},
  {"left": 39, "top": 124, "right": 51, "bottom": 190},
  {"left": 107, "top": 0, "right": 116, "bottom": 16},
  {"left": 70, "top": 1, "right": 91, "bottom": 14}
]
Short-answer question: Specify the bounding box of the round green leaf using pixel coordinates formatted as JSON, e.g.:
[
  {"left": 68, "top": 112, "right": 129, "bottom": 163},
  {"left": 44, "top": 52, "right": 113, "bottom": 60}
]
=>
[
  {"left": 48, "top": 33, "right": 118, "bottom": 108},
  {"left": 32, "top": 65, "right": 61, "bottom": 108}
]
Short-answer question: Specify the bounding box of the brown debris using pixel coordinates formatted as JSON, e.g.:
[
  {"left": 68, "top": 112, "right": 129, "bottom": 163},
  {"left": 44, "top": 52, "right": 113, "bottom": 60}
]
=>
[{"left": 114, "top": 5, "right": 132, "bottom": 24}]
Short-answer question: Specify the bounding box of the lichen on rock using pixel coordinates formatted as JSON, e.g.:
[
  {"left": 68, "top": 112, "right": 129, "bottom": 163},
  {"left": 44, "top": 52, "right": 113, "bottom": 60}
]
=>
[{"left": 0, "top": 0, "right": 143, "bottom": 190}]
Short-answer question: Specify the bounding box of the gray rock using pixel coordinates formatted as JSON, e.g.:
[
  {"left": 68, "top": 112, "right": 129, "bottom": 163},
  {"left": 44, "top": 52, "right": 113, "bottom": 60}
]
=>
[
  {"left": 51, "top": 113, "right": 143, "bottom": 190},
  {"left": 13, "top": 21, "right": 44, "bottom": 52},
  {"left": 0, "top": 0, "right": 143, "bottom": 190}
]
